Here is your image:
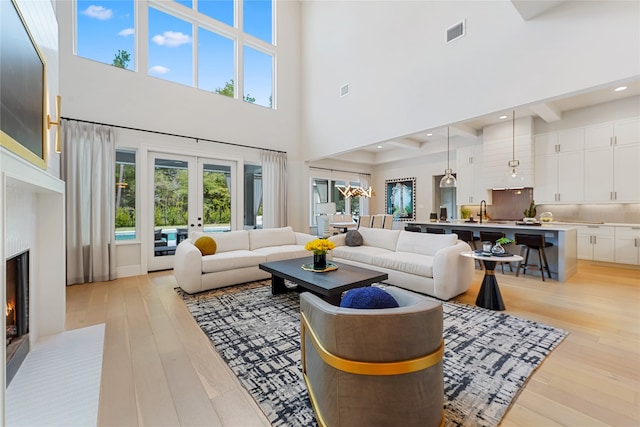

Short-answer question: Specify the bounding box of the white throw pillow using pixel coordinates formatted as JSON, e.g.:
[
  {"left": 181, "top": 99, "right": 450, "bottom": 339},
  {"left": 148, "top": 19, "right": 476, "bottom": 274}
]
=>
[
  {"left": 249, "top": 226, "right": 296, "bottom": 250},
  {"left": 396, "top": 231, "right": 457, "bottom": 256},
  {"left": 206, "top": 230, "right": 250, "bottom": 253},
  {"left": 357, "top": 227, "right": 401, "bottom": 251}
]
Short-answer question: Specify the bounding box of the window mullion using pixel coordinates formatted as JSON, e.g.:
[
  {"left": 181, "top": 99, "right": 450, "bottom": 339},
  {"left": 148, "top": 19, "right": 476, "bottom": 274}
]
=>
[
  {"left": 192, "top": 22, "right": 198, "bottom": 87},
  {"left": 137, "top": 2, "right": 148, "bottom": 74},
  {"left": 237, "top": 34, "right": 243, "bottom": 100}
]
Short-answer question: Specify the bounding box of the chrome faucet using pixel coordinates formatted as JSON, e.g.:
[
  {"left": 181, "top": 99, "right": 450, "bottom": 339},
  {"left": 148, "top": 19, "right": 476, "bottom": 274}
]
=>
[{"left": 479, "top": 200, "right": 487, "bottom": 224}]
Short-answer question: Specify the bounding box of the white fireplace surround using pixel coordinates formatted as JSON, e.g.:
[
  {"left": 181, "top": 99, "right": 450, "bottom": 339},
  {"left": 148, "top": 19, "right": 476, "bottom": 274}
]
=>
[{"left": 1, "top": 147, "right": 66, "bottom": 416}]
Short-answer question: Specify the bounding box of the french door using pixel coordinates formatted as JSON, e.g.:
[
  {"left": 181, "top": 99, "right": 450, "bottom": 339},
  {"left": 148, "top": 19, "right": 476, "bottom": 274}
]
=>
[{"left": 148, "top": 152, "right": 236, "bottom": 271}]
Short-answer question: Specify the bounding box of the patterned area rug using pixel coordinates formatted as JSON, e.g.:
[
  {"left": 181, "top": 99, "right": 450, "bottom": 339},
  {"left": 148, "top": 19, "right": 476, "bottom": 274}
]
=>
[{"left": 177, "top": 281, "right": 568, "bottom": 427}]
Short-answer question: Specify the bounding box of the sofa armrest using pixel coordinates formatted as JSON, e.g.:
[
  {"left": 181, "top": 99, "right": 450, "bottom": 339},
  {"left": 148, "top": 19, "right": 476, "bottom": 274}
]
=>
[
  {"left": 432, "top": 241, "right": 474, "bottom": 300},
  {"left": 174, "top": 240, "right": 203, "bottom": 294},
  {"left": 295, "top": 232, "right": 316, "bottom": 245}
]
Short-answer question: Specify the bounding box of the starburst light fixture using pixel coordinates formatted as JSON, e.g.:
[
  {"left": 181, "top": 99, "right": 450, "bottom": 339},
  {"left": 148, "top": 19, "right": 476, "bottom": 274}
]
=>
[{"left": 336, "top": 185, "right": 374, "bottom": 198}]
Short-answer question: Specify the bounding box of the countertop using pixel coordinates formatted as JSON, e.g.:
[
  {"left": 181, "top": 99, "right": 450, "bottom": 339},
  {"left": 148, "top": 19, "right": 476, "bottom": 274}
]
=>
[
  {"left": 409, "top": 221, "right": 579, "bottom": 231},
  {"left": 410, "top": 220, "right": 640, "bottom": 228}
]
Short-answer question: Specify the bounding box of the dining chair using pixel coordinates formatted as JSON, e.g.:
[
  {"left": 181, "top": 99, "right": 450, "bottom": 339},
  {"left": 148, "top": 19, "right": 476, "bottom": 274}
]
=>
[
  {"left": 357, "top": 215, "right": 372, "bottom": 229},
  {"left": 371, "top": 214, "right": 384, "bottom": 228}
]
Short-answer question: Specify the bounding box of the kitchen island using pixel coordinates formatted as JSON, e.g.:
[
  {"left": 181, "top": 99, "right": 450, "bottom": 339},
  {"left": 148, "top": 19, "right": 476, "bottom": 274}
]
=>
[{"left": 407, "top": 221, "right": 578, "bottom": 281}]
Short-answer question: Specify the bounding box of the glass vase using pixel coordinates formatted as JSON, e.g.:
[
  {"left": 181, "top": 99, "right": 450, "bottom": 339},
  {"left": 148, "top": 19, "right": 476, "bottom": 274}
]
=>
[
  {"left": 313, "top": 253, "right": 327, "bottom": 270},
  {"left": 491, "top": 242, "right": 505, "bottom": 254}
]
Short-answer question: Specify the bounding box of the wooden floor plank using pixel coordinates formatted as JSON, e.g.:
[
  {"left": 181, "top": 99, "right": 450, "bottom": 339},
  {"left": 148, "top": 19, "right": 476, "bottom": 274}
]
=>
[
  {"left": 155, "top": 277, "right": 246, "bottom": 400},
  {"left": 140, "top": 279, "right": 224, "bottom": 427},
  {"left": 95, "top": 277, "right": 139, "bottom": 426},
  {"left": 123, "top": 280, "right": 182, "bottom": 427}
]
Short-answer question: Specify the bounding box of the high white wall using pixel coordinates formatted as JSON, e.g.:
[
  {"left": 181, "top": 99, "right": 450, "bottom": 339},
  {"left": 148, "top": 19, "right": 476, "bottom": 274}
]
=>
[{"left": 300, "top": 1, "right": 640, "bottom": 160}]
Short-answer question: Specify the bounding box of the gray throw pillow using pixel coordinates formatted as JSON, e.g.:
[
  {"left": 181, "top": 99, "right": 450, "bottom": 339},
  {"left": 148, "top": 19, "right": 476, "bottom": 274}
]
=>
[{"left": 345, "top": 230, "right": 363, "bottom": 247}]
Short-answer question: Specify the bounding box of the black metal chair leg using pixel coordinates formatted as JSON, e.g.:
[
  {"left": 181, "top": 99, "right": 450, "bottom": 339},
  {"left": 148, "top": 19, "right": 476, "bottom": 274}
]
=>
[
  {"left": 542, "top": 248, "right": 552, "bottom": 279},
  {"left": 537, "top": 248, "right": 545, "bottom": 282}
]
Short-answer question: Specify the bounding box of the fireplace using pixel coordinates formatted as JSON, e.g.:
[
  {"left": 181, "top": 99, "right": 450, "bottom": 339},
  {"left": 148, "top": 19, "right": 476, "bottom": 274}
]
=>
[{"left": 6, "top": 250, "right": 30, "bottom": 386}]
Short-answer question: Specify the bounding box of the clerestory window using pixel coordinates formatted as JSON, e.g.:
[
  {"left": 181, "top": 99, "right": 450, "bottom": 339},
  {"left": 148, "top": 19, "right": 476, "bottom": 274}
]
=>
[{"left": 75, "top": 0, "right": 275, "bottom": 108}]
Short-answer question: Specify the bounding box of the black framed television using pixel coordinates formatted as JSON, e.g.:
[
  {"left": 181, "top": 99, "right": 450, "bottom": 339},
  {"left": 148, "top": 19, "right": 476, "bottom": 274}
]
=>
[{"left": 0, "top": 0, "right": 47, "bottom": 169}]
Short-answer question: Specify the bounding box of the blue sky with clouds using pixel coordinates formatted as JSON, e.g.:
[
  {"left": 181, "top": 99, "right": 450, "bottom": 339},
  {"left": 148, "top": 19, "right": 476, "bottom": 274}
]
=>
[{"left": 77, "top": 0, "right": 273, "bottom": 107}]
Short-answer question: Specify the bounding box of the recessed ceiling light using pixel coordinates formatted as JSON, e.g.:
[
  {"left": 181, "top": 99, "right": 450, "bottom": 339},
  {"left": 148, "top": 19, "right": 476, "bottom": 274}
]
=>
[
  {"left": 426, "top": 133, "right": 433, "bottom": 137},
  {"left": 377, "top": 145, "right": 383, "bottom": 149},
  {"left": 499, "top": 115, "right": 508, "bottom": 120},
  {"left": 614, "top": 86, "right": 628, "bottom": 92}
]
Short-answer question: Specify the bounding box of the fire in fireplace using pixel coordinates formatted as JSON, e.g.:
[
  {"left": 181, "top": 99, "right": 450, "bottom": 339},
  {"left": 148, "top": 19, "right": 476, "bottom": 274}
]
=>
[{"left": 6, "top": 250, "right": 29, "bottom": 385}]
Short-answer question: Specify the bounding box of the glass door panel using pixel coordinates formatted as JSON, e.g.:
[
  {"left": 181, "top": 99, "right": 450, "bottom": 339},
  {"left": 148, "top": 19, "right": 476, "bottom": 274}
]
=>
[
  {"left": 200, "top": 159, "right": 233, "bottom": 232},
  {"left": 148, "top": 153, "right": 237, "bottom": 271},
  {"left": 149, "top": 153, "right": 194, "bottom": 271}
]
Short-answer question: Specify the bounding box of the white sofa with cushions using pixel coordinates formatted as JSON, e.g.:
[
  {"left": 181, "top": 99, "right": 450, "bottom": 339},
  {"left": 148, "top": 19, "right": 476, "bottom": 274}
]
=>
[
  {"left": 329, "top": 227, "right": 474, "bottom": 300},
  {"left": 174, "top": 226, "right": 316, "bottom": 294}
]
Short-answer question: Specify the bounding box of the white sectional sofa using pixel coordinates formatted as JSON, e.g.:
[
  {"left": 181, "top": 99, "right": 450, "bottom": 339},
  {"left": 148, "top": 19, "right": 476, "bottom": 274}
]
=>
[
  {"left": 329, "top": 227, "right": 474, "bottom": 300},
  {"left": 174, "top": 226, "right": 316, "bottom": 294}
]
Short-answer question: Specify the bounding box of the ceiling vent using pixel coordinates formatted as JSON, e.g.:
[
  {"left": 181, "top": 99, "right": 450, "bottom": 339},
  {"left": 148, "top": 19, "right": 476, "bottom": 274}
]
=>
[
  {"left": 340, "top": 83, "right": 350, "bottom": 97},
  {"left": 446, "top": 20, "right": 465, "bottom": 43}
]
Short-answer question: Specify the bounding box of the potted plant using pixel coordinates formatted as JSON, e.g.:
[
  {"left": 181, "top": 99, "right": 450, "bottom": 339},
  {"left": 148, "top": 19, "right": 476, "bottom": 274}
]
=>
[
  {"left": 523, "top": 201, "right": 537, "bottom": 223},
  {"left": 460, "top": 207, "right": 471, "bottom": 220}
]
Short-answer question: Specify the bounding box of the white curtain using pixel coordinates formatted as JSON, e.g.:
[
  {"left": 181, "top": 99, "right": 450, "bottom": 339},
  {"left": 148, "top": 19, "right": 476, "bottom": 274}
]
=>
[
  {"left": 359, "top": 173, "right": 370, "bottom": 215},
  {"left": 260, "top": 150, "right": 287, "bottom": 228},
  {"left": 254, "top": 176, "right": 263, "bottom": 227},
  {"left": 62, "top": 120, "right": 116, "bottom": 284}
]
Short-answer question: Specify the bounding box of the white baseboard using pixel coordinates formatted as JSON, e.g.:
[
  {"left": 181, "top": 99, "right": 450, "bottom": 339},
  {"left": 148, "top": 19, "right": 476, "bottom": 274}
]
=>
[{"left": 117, "top": 264, "right": 143, "bottom": 278}]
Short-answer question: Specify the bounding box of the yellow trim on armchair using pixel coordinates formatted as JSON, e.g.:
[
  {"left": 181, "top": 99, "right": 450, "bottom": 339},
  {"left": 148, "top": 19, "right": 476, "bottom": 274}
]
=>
[{"left": 301, "top": 312, "right": 444, "bottom": 376}]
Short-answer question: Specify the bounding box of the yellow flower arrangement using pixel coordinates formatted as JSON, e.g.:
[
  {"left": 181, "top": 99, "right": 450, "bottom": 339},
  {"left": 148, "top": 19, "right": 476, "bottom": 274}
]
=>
[{"left": 305, "top": 238, "right": 336, "bottom": 255}]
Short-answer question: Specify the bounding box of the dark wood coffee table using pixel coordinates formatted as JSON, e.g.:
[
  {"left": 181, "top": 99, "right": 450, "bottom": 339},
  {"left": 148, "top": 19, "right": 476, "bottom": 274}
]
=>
[{"left": 259, "top": 257, "right": 388, "bottom": 305}]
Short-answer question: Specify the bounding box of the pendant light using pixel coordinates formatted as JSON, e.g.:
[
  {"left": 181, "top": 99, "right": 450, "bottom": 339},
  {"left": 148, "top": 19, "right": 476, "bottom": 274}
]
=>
[
  {"left": 439, "top": 127, "right": 457, "bottom": 188},
  {"left": 506, "top": 110, "right": 524, "bottom": 189}
]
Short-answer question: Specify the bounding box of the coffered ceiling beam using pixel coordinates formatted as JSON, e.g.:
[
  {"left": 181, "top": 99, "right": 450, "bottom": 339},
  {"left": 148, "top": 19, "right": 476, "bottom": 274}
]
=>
[
  {"left": 386, "top": 139, "right": 422, "bottom": 150},
  {"left": 530, "top": 102, "right": 562, "bottom": 122},
  {"left": 450, "top": 123, "right": 479, "bottom": 138}
]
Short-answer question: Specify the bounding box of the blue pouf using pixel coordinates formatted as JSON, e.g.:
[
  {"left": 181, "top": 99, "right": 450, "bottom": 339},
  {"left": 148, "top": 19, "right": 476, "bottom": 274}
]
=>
[{"left": 340, "top": 287, "right": 399, "bottom": 309}]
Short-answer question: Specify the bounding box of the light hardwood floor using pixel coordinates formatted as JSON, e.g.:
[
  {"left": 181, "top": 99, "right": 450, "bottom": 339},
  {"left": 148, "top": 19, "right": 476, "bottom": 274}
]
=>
[{"left": 65, "top": 261, "right": 640, "bottom": 427}]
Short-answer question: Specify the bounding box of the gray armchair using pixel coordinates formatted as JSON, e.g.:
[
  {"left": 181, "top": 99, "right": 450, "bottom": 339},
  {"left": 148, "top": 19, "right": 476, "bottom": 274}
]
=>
[{"left": 300, "top": 286, "right": 444, "bottom": 427}]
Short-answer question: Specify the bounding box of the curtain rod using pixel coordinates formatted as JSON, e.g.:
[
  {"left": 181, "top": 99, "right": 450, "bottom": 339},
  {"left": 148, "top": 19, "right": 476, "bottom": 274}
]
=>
[
  {"left": 309, "top": 166, "right": 371, "bottom": 176},
  {"left": 61, "top": 116, "right": 287, "bottom": 154}
]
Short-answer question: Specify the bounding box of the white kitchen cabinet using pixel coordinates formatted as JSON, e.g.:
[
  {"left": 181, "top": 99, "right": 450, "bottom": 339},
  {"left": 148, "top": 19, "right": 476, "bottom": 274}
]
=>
[
  {"left": 613, "top": 141, "right": 640, "bottom": 202},
  {"left": 584, "top": 118, "right": 640, "bottom": 202},
  {"left": 614, "top": 226, "right": 640, "bottom": 265},
  {"left": 456, "top": 146, "right": 491, "bottom": 205},
  {"left": 534, "top": 129, "right": 584, "bottom": 203},
  {"left": 534, "top": 133, "right": 557, "bottom": 203},
  {"left": 584, "top": 146, "right": 613, "bottom": 201},
  {"left": 577, "top": 225, "right": 615, "bottom": 262}
]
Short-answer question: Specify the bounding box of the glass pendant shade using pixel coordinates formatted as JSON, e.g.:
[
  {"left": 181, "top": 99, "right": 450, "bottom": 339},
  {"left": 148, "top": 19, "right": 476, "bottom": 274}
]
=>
[
  {"left": 440, "top": 127, "right": 457, "bottom": 188},
  {"left": 505, "top": 168, "right": 525, "bottom": 189},
  {"left": 440, "top": 170, "right": 457, "bottom": 188}
]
